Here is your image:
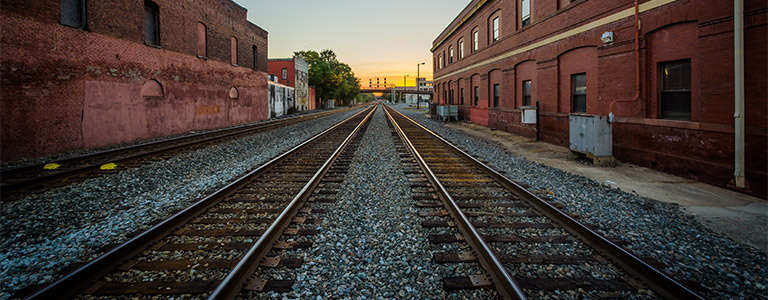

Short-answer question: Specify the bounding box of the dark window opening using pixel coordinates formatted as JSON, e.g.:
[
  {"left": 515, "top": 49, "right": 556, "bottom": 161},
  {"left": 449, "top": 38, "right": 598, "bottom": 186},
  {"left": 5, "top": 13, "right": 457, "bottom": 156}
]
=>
[
  {"left": 523, "top": 80, "right": 532, "bottom": 106},
  {"left": 474, "top": 86, "right": 479, "bottom": 106},
  {"left": 460, "top": 88, "right": 465, "bottom": 105},
  {"left": 571, "top": 73, "right": 587, "bottom": 113},
  {"left": 61, "top": 0, "right": 86, "bottom": 29},
  {"left": 493, "top": 84, "right": 499, "bottom": 107},
  {"left": 449, "top": 89, "right": 454, "bottom": 105},
  {"left": 660, "top": 60, "right": 692, "bottom": 120},
  {"left": 144, "top": 1, "right": 160, "bottom": 46},
  {"left": 252, "top": 45, "right": 258, "bottom": 69}
]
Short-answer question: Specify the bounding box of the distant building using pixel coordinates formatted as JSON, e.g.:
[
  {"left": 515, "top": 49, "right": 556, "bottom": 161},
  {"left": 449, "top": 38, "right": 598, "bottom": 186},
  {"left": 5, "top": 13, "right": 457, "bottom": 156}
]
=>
[
  {"left": 405, "top": 78, "right": 433, "bottom": 106},
  {"left": 268, "top": 57, "right": 310, "bottom": 111},
  {"left": 0, "top": 0, "right": 269, "bottom": 161},
  {"left": 267, "top": 76, "right": 294, "bottom": 118}
]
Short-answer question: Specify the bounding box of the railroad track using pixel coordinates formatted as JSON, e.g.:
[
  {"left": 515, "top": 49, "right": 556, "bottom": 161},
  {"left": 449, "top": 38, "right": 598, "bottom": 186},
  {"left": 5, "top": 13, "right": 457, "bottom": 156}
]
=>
[
  {"left": 23, "top": 105, "right": 375, "bottom": 300},
  {"left": 383, "top": 105, "right": 705, "bottom": 300},
  {"left": 0, "top": 107, "right": 356, "bottom": 200}
]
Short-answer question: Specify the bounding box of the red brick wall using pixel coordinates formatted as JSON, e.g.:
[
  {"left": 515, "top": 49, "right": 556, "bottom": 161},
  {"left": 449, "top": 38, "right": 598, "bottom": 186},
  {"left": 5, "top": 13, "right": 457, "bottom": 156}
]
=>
[
  {"left": 1, "top": 0, "right": 269, "bottom": 160},
  {"left": 268, "top": 60, "right": 296, "bottom": 87},
  {"left": 432, "top": 0, "right": 767, "bottom": 197}
]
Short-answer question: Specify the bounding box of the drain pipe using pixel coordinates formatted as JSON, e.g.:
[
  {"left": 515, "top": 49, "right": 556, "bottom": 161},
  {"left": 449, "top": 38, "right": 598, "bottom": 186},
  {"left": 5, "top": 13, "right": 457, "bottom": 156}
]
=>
[
  {"left": 734, "top": 0, "right": 746, "bottom": 187},
  {"left": 608, "top": 0, "right": 641, "bottom": 123}
]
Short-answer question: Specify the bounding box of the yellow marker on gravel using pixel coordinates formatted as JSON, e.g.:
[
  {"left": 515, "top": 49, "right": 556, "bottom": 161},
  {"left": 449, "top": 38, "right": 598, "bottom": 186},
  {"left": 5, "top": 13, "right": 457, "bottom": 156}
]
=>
[
  {"left": 100, "top": 163, "right": 118, "bottom": 170},
  {"left": 43, "top": 163, "right": 61, "bottom": 170}
]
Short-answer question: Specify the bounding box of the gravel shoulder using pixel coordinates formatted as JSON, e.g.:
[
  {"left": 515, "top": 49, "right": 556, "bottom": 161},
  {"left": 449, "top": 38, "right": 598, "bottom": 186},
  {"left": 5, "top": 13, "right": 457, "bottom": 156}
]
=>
[
  {"left": 0, "top": 107, "right": 363, "bottom": 300},
  {"left": 392, "top": 104, "right": 767, "bottom": 300}
]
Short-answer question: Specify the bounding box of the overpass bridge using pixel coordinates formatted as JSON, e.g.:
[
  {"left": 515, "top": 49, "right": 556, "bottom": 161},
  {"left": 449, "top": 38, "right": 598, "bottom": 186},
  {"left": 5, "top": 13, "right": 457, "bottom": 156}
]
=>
[{"left": 359, "top": 86, "right": 433, "bottom": 95}]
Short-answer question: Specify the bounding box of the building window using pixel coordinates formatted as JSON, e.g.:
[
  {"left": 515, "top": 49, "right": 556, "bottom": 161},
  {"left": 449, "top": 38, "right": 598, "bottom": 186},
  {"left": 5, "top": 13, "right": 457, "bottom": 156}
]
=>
[
  {"left": 252, "top": 45, "right": 258, "bottom": 69},
  {"left": 571, "top": 73, "right": 587, "bottom": 113},
  {"left": 474, "top": 86, "right": 479, "bottom": 106},
  {"left": 61, "top": 0, "right": 86, "bottom": 29},
  {"left": 460, "top": 88, "right": 465, "bottom": 105},
  {"left": 449, "top": 89, "right": 454, "bottom": 104},
  {"left": 473, "top": 30, "right": 479, "bottom": 52},
  {"left": 449, "top": 47, "right": 454, "bottom": 63},
  {"left": 439, "top": 55, "right": 444, "bottom": 69},
  {"left": 459, "top": 40, "right": 465, "bottom": 59},
  {"left": 197, "top": 22, "right": 207, "bottom": 57},
  {"left": 444, "top": 90, "right": 447, "bottom": 104},
  {"left": 231, "top": 36, "right": 238, "bottom": 65},
  {"left": 522, "top": 80, "right": 532, "bottom": 106},
  {"left": 144, "top": 1, "right": 160, "bottom": 46},
  {"left": 493, "top": 84, "right": 500, "bottom": 107},
  {"left": 282, "top": 68, "right": 288, "bottom": 80},
  {"left": 522, "top": 0, "right": 531, "bottom": 27},
  {"left": 660, "top": 60, "right": 692, "bottom": 120},
  {"left": 492, "top": 17, "right": 500, "bottom": 42}
]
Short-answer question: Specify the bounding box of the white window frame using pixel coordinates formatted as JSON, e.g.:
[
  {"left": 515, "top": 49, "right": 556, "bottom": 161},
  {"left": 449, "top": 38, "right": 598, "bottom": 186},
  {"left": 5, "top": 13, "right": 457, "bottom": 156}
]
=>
[{"left": 493, "top": 17, "right": 500, "bottom": 41}]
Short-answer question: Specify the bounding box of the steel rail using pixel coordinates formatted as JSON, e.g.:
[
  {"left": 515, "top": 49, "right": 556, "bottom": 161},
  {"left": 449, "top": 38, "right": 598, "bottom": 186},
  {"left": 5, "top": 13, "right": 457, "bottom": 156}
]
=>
[
  {"left": 1, "top": 107, "right": 357, "bottom": 197},
  {"left": 209, "top": 104, "right": 377, "bottom": 300},
  {"left": 385, "top": 105, "right": 705, "bottom": 300},
  {"left": 383, "top": 106, "right": 527, "bottom": 300},
  {"left": 25, "top": 105, "right": 375, "bottom": 300}
]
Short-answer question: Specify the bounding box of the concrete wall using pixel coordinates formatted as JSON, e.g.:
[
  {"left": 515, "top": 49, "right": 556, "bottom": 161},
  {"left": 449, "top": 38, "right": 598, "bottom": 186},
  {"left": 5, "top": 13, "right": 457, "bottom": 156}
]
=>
[
  {"left": 0, "top": 0, "right": 269, "bottom": 160},
  {"left": 431, "top": 0, "right": 767, "bottom": 197}
]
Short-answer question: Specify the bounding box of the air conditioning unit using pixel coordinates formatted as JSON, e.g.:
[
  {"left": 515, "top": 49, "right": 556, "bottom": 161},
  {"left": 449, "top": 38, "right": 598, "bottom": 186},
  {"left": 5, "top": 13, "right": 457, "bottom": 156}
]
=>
[
  {"left": 569, "top": 114, "right": 615, "bottom": 166},
  {"left": 519, "top": 106, "right": 537, "bottom": 124}
]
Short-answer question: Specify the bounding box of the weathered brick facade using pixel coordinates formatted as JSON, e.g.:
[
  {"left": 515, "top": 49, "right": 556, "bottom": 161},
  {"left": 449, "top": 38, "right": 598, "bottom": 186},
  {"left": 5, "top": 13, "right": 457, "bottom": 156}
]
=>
[
  {"left": 1, "top": 0, "right": 269, "bottom": 160},
  {"left": 432, "top": 0, "right": 767, "bottom": 197}
]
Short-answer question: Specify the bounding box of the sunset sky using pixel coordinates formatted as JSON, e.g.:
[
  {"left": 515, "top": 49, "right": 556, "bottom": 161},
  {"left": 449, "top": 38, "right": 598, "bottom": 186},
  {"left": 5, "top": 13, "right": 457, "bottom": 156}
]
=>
[{"left": 238, "top": 0, "right": 469, "bottom": 87}]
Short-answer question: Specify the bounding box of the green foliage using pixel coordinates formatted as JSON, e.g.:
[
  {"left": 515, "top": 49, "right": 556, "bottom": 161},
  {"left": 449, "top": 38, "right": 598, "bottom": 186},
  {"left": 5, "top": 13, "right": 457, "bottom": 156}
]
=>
[
  {"left": 357, "top": 93, "right": 376, "bottom": 103},
  {"left": 294, "top": 49, "right": 361, "bottom": 106}
]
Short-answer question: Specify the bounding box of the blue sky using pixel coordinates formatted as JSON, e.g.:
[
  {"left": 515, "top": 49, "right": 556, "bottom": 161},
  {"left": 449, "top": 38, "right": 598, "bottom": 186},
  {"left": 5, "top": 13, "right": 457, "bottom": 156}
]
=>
[{"left": 238, "top": 0, "right": 469, "bottom": 84}]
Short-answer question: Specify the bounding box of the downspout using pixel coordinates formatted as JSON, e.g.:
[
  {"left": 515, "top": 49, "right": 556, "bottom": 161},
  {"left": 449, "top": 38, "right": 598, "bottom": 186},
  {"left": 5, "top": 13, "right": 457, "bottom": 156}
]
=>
[
  {"left": 734, "top": 0, "right": 746, "bottom": 187},
  {"left": 608, "top": 0, "right": 641, "bottom": 123}
]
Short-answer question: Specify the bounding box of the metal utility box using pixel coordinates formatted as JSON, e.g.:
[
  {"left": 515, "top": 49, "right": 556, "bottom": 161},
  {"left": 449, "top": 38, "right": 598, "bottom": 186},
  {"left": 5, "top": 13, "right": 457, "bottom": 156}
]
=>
[
  {"left": 437, "top": 105, "right": 458, "bottom": 122},
  {"left": 569, "top": 114, "right": 615, "bottom": 166},
  {"left": 326, "top": 100, "right": 335, "bottom": 109},
  {"left": 519, "top": 106, "right": 537, "bottom": 124}
]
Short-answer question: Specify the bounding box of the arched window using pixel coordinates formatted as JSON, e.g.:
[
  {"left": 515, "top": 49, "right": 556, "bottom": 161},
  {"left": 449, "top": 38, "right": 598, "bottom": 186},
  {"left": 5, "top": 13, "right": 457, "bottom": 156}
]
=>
[
  {"left": 141, "top": 79, "right": 164, "bottom": 98},
  {"left": 197, "top": 22, "right": 207, "bottom": 57},
  {"left": 229, "top": 87, "right": 239, "bottom": 99}
]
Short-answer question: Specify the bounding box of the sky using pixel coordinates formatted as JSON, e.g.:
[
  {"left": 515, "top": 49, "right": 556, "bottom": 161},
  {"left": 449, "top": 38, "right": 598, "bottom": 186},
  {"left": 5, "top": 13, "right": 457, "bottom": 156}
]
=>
[{"left": 237, "top": 0, "right": 469, "bottom": 87}]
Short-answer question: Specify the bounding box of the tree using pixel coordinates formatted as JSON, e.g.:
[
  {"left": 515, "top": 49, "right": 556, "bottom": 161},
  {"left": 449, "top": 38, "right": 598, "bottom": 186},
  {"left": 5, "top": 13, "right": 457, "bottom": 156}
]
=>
[{"left": 295, "top": 49, "right": 361, "bottom": 106}]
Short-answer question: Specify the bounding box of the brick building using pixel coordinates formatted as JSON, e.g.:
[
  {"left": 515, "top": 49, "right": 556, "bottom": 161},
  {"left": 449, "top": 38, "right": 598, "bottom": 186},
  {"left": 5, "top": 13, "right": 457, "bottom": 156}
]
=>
[
  {"left": 431, "top": 0, "right": 767, "bottom": 197},
  {"left": 268, "top": 57, "right": 311, "bottom": 112},
  {"left": 1, "top": 0, "right": 269, "bottom": 161}
]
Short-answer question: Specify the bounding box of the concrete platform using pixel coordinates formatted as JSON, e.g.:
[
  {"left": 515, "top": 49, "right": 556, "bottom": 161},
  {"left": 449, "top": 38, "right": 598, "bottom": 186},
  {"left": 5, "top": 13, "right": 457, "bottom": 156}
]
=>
[{"left": 444, "top": 121, "right": 768, "bottom": 254}]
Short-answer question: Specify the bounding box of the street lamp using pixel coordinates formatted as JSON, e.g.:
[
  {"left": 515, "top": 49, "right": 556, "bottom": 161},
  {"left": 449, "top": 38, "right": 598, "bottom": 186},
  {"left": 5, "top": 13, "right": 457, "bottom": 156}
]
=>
[{"left": 416, "top": 62, "right": 425, "bottom": 109}]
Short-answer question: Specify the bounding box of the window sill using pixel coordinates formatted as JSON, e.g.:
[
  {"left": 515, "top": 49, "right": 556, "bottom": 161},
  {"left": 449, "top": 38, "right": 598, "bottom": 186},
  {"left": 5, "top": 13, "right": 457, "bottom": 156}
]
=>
[
  {"left": 197, "top": 55, "right": 209, "bottom": 60},
  {"left": 145, "top": 43, "right": 162, "bottom": 49}
]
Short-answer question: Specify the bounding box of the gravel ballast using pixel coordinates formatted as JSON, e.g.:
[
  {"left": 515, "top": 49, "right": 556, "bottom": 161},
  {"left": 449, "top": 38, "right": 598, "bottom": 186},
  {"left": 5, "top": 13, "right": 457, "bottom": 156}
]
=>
[
  {"left": 251, "top": 106, "right": 497, "bottom": 299},
  {"left": 392, "top": 104, "right": 767, "bottom": 299},
  {"left": 0, "top": 108, "right": 364, "bottom": 299}
]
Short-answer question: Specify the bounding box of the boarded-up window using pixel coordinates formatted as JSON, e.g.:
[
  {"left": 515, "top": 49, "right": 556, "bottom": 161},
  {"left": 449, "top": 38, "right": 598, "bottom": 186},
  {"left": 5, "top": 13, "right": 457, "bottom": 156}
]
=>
[
  {"left": 231, "top": 36, "right": 238, "bottom": 65},
  {"left": 61, "top": 0, "right": 86, "bottom": 29},
  {"left": 141, "top": 79, "right": 164, "bottom": 98},
  {"left": 144, "top": 1, "right": 160, "bottom": 46},
  {"left": 197, "top": 22, "right": 207, "bottom": 57}
]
